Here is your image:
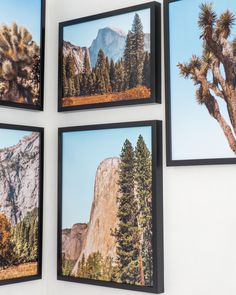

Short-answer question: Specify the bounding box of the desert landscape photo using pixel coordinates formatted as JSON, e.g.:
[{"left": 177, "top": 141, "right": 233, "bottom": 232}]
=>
[
  {"left": 60, "top": 125, "right": 154, "bottom": 287},
  {"left": 169, "top": 0, "right": 236, "bottom": 161},
  {"left": 0, "top": 129, "right": 41, "bottom": 281},
  {"left": 0, "top": 0, "right": 42, "bottom": 106},
  {"left": 61, "top": 8, "right": 151, "bottom": 107}
]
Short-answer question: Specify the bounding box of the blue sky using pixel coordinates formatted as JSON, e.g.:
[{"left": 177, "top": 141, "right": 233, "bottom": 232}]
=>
[
  {"left": 64, "top": 8, "right": 150, "bottom": 47},
  {"left": 62, "top": 126, "right": 152, "bottom": 229},
  {"left": 169, "top": 0, "right": 236, "bottom": 160},
  {"left": 0, "top": 0, "right": 41, "bottom": 44},
  {"left": 0, "top": 129, "right": 31, "bottom": 149}
]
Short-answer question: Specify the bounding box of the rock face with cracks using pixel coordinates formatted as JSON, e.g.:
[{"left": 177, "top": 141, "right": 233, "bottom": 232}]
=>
[
  {"left": 62, "top": 157, "right": 120, "bottom": 275},
  {"left": 0, "top": 132, "right": 40, "bottom": 225}
]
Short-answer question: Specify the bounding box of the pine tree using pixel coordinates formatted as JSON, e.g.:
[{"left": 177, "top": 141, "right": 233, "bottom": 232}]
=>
[
  {"left": 66, "top": 54, "right": 76, "bottom": 97},
  {"left": 74, "top": 74, "right": 80, "bottom": 96},
  {"left": 109, "top": 59, "right": 116, "bottom": 92},
  {"left": 135, "top": 135, "right": 153, "bottom": 286},
  {"left": 81, "top": 50, "right": 91, "bottom": 95},
  {"left": 114, "top": 60, "right": 125, "bottom": 92},
  {"left": 123, "top": 31, "right": 134, "bottom": 90},
  {"left": 113, "top": 139, "right": 141, "bottom": 285},
  {"left": 132, "top": 13, "right": 145, "bottom": 86},
  {"left": 143, "top": 52, "right": 151, "bottom": 88},
  {"left": 62, "top": 56, "right": 69, "bottom": 97},
  {"left": 95, "top": 49, "right": 110, "bottom": 94},
  {"left": 123, "top": 14, "right": 145, "bottom": 89}
]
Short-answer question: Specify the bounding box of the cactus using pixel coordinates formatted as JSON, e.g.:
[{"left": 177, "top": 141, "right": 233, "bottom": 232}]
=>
[{"left": 0, "top": 22, "right": 40, "bottom": 104}]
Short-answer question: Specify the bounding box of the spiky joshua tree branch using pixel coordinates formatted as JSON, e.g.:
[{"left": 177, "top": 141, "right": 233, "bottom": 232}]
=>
[
  {"left": 0, "top": 22, "right": 40, "bottom": 104},
  {"left": 178, "top": 3, "right": 236, "bottom": 154}
]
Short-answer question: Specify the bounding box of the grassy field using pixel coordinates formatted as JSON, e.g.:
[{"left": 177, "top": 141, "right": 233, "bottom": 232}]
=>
[
  {"left": 0, "top": 262, "right": 38, "bottom": 280},
  {"left": 62, "top": 86, "right": 151, "bottom": 107}
]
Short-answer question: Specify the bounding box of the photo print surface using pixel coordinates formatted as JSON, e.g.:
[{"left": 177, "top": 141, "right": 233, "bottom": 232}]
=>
[
  {"left": 58, "top": 2, "right": 161, "bottom": 111},
  {"left": 0, "top": 125, "right": 43, "bottom": 285},
  {"left": 166, "top": 0, "right": 236, "bottom": 165},
  {"left": 0, "top": 0, "right": 45, "bottom": 109},
  {"left": 58, "top": 121, "right": 163, "bottom": 293}
]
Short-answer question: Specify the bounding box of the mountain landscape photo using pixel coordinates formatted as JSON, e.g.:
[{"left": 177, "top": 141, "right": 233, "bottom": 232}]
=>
[
  {"left": 61, "top": 8, "right": 151, "bottom": 107},
  {"left": 0, "top": 0, "right": 42, "bottom": 106},
  {"left": 60, "top": 126, "right": 154, "bottom": 287},
  {"left": 0, "top": 130, "right": 41, "bottom": 281}
]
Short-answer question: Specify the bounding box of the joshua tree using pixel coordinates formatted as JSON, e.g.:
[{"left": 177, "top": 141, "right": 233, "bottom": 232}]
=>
[
  {"left": 178, "top": 3, "right": 236, "bottom": 153},
  {"left": 0, "top": 22, "right": 40, "bottom": 104}
]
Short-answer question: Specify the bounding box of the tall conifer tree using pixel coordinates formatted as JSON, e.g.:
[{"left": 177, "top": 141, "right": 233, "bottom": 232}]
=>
[
  {"left": 131, "top": 13, "right": 145, "bottom": 87},
  {"left": 81, "top": 50, "right": 91, "bottom": 95},
  {"left": 143, "top": 52, "right": 151, "bottom": 88},
  {"left": 95, "top": 49, "right": 110, "bottom": 94},
  {"left": 114, "top": 139, "right": 141, "bottom": 285},
  {"left": 109, "top": 58, "right": 116, "bottom": 92},
  {"left": 135, "top": 135, "right": 153, "bottom": 286}
]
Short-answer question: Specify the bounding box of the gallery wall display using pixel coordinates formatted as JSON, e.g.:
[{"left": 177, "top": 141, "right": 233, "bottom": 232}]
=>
[
  {"left": 0, "top": 0, "right": 45, "bottom": 110},
  {"left": 165, "top": 0, "right": 236, "bottom": 166},
  {"left": 58, "top": 2, "right": 161, "bottom": 111},
  {"left": 57, "top": 121, "right": 164, "bottom": 293},
  {"left": 0, "top": 124, "right": 43, "bottom": 285}
]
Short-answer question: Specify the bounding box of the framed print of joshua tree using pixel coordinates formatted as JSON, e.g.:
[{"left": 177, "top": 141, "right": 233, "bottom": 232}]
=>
[
  {"left": 0, "top": 124, "right": 43, "bottom": 285},
  {"left": 58, "top": 2, "right": 161, "bottom": 111},
  {"left": 0, "top": 0, "right": 45, "bottom": 110},
  {"left": 58, "top": 121, "right": 164, "bottom": 293},
  {"left": 165, "top": 0, "right": 236, "bottom": 166}
]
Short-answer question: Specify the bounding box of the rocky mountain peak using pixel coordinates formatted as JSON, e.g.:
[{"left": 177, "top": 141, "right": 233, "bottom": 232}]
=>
[
  {"left": 89, "top": 27, "right": 126, "bottom": 67},
  {"left": 62, "top": 223, "right": 88, "bottom": 261},
  {"left": 63, "top": 41, "right": 91, "bottom": 74}
]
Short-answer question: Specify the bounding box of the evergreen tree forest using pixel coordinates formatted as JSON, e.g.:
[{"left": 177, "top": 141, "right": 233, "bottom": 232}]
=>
[
  {"left": 63, "top": 135, "right": 153, "bottom": 287},
  {"left": 0, "top": 208, "right": 39, "bottom": 270},
  {"left": 63, "top": 13, "right": 151, "bottom": 100}
]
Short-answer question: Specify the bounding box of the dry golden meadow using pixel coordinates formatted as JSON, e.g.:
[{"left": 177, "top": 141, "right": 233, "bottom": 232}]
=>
[
  {"left": 62, "top": 86, "right": 151, "bottom": 107},
  {"left": 0, "top": 262, "right": 38, "bottom": 281}
]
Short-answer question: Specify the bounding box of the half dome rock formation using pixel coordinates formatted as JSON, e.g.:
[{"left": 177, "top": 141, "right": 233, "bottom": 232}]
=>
[
  {"left": 62, "top": 223, "right": 87, "bottom": 261},
  {"left": 72, "top": 157, "right": 120, "bottom": 275},
  {"left": 89, "top": 27, "right": 126, "bottom": 67},
  {"left": 0, "top": 132, "right": 40, "bottom": 225}
]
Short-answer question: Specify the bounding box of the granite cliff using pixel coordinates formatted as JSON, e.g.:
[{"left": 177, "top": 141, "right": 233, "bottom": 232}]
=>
[
  {"left": 62, "top": 223, "right": 87, "bottom": 261},
  {"left": 62, "top": 157, "right": 120, "bottom": 274},
  {"left": 0, "top": 132, "right": 40, "bottom": 225}
]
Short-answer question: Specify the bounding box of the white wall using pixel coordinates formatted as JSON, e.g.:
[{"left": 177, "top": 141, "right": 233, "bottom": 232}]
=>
[{"left": 1, "top": 0, "right": 236, "bottom": 294}]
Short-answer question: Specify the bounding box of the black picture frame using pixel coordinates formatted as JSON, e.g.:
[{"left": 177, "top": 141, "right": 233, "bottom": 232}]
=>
[
  {"left": 57, "top": 121, "right": 164, "bottom": 293},
  {"left": 0, "top": 123, "right": 44, "bottom": 286},
  {"left": 165, "top": 0, "right": 236, "bottom": 166},
  {"left": 58, "top": 2, "right": 161, "bottom": 112},
  {"left": 0, "top": 0, "right": 45, "bottom": 111}
]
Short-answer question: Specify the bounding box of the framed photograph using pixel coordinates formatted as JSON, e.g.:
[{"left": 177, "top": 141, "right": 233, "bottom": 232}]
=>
[
  {"left": 58, "top": 121, "right": 164, "bottom": 293},
  {"left": 0, "top": 0, "right": 45, "bottom": 110},
  {"left": 58, "top": 2, "right": 161, "bottom": 112},
  {"left": 0, "top": 124, "right": 43, "bottom": 285},
  {"left": 165, "top": 0, "right": 236, "bottom": 166}
]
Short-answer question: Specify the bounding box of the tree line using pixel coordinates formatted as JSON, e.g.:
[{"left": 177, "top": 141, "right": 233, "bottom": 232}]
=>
[
  {"left": 0, "top": 209, "right": 38, "bottom": 268},
  {"left": 63, "top": 13, "right": 150, "bottom": 98}
]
